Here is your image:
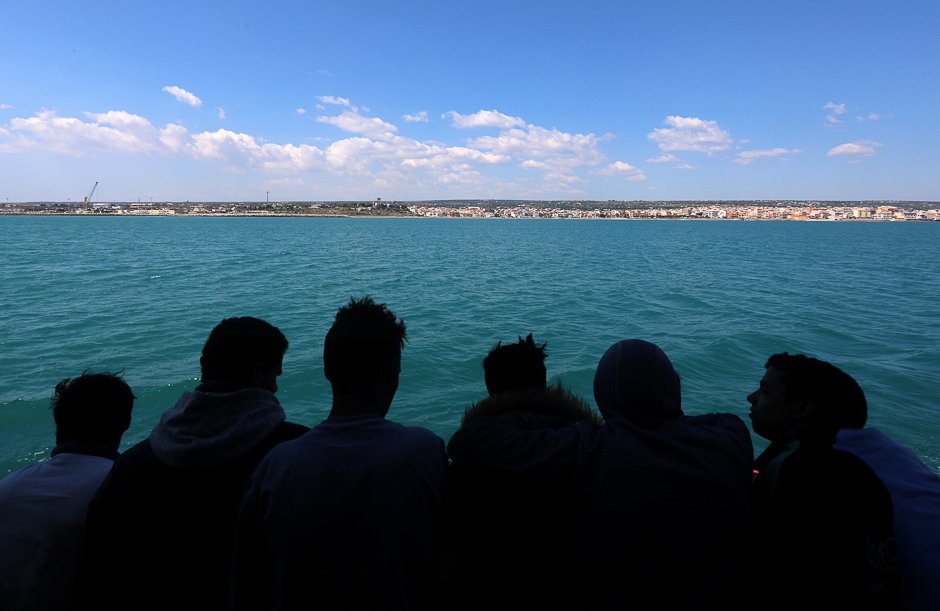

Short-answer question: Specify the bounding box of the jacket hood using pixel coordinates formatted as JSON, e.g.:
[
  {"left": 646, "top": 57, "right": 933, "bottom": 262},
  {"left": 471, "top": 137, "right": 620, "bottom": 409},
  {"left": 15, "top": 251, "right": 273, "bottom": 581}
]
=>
[
  {"left": 593, "top": 340, "right": 683, "bottom": 421},
  {"left": 462, "top": 384, "right": 602, "bottom": 426},
  {"left": 149, "top": 387, "right": 286, "bottom": 468}
]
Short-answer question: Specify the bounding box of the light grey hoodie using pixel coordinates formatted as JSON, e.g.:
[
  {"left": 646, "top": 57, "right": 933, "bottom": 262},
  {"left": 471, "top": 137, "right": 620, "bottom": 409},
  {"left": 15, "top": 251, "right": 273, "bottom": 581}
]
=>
[{"left": 149, "top": 386, "right": 286, "bottom": 469}]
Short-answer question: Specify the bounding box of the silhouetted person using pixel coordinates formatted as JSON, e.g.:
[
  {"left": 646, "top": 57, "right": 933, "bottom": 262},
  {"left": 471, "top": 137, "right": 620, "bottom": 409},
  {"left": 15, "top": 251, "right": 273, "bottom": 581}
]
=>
[
  {"left": 0, "top": 371, "right": 133, "bottom": 611},
  {"left": 229, "top": 297, "right": 447, "bottom": 611},
  {"left": 447, "top": 335, "right": 601, "bottom": 610},
  {"left": 830, "top": 384, "right": 940, "bottom": 610},
  {"left": 69, "top": 317, "right": 308, "bottom": 611},
  {"left": 448, "top": 339, "right": 753, "bottom": 609},
  {"left": 482, "top": 333, "right": 548, "bottom": 395},
  {"left": 747, "top": 353, "right": 900, "bottom": 610}
]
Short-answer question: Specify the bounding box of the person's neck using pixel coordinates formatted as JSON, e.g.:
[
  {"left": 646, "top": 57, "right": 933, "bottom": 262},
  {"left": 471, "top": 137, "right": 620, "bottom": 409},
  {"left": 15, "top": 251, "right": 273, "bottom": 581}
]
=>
[
  {"left": 328, "top": 392, "right": 387, "bottom": 419},
  {"left": 796, "top": 426, "right": 836, "bottom": 448}
]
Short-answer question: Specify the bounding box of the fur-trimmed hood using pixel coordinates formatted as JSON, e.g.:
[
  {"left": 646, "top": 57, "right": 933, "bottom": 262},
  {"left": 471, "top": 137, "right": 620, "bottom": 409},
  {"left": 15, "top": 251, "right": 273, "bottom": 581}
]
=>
[{"left": 461, "top": 384, "right": 602, "bottom": 427}]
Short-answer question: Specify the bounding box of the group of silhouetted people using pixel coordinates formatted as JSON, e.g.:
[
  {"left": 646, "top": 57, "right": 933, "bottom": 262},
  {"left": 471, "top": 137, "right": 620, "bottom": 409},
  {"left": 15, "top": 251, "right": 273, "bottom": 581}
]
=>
[{"left": 1, "top": 295, "right": 939, "bottom": 611}]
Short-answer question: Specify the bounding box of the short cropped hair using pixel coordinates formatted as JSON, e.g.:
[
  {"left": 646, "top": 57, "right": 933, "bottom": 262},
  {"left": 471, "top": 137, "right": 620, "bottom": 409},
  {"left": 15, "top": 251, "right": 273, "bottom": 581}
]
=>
[
  {"left": 483, "top": 334, "right": 548, "bottom": 396},
  {"left": 323, "top": 296, "right": 407, "bottom": 394},
  {"left": 200, "top": 317, "right": 288, "bottom": 383},
  {"left": 51, "top": 371, "right": 135, "bottom": 445},
  {"left": 765, "top": 352, "right": 867, "bottom": 430}
]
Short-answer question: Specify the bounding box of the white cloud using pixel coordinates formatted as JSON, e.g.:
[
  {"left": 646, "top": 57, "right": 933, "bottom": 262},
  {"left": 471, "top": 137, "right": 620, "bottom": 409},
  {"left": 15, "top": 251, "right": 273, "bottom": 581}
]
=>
[
  {"left": 217, "top": 107, "right": 225, "bottom": 120},
  {"left": 648, "top": 187, "right": 658, "bottom": 190},
  {"left": 674, "top": 164, "right": 698, "bottom": 169},
  {"left": 159, "top": 123, "right": 191, "bottom": 154},
  {"left": 646, "top": 153, "right": 679, "bottom": 163},
  {"left": 446, "top": 110, "right": 525, "bottom": 129},
  {"left": 84, "top": 110, "right": 154, "bottom": 130},
  {"left": 544, "top": 173, "right": 586, "bottom": 184},
  {"left": 733, "top": 148, "right": 802, "bottom": 164},
  {"left": 192, "top": 129, "right": 333, "bottom": 172},
  {"left": 317, "top": 110, "right": 398, "bottom": 139},
  {"left": 0, "top": 104, "right": 11, "bottom": 110},
  {"left": 596, "top": 161, "right": 646, "bottom": 181},
  {"left": 162, "top": 86, "right": 202, "bottom": 108},
  {"left": 826, "top": 115, "right": 842, "bottom": 124},
  {"left": 824, "top": 102, "right": 847, "bottom": 115},
  {"left": 316, "top": 105, "right": 325, "bottom": 110},
  {"left": 520, "top": 160, "right": 548, "bottom": 170},
  {"left": 467, "top": 124, "right": 605, "bottom": 166},
  {"left": 296, "top": 108, "right": 306, "bottom": 114},
  {"left": 868, "top": 113, "right": 882, "bottom": 120},
  {"left": 317, "top": 96, "right": 352, "bottom": 107},
  {"left": 647, "top": 116, "right": 732, "bottom": 154},
  {"left": 5, "top": 108, "right": 333, "bottom": 172},
  {"left": 827, "top": 140, "right": 882, "bottom": 158},
  {"left": 402, "top": 111, "right": 428, "bottom": 123},
  {"left": 9, "top": 110, "right": 174, "bottom": 156},
  {"left": 399, "top": 145, "right": 510, "bottom": 172},
  {"left": 597, "top": 161, "right": 639, "bottom": 174},
  {"left": 2, "top": 105, "right": 624, "bottom": 197}
]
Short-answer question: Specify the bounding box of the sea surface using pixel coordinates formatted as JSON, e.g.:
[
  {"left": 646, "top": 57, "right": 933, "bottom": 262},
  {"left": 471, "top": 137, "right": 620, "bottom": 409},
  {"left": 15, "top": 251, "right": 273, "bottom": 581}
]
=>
[{"left": 2, "top": 216, "right": 939, "bottom": 477}]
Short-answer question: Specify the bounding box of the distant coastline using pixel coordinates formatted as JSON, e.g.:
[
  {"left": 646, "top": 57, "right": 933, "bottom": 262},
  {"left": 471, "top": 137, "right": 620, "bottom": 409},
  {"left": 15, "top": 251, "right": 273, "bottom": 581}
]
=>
[{"left": 3, "top": 199, "right": 939, "bottom": 221}]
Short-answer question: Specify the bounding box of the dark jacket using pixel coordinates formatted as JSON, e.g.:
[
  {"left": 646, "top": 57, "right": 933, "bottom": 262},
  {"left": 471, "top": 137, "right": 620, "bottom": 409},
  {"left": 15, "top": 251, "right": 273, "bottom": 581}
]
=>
[
  {"left": 68, "top": 383, "right": 308, "bottom": 611},
  {"left": 447, "top": 341, "right": 754, "bottom": 610},
  {"left": 446, "top": 385, "right": 601, "bottom": 610},
  {"left": 751, "top": 432, "right": 901, "bottom": 611}
]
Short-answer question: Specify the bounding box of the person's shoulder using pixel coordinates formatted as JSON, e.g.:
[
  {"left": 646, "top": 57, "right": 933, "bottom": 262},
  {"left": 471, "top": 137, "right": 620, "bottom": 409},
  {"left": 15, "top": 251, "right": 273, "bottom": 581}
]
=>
[
  {"left": 107, "top": 438, "right": 158, "bottom": 478},
  {"left": 831, "top": 447, "right": 886, "bottom": 486},
  {"left": 394, "top": 422, "right": 446, "bottom": 448},
  {"left": 679, "top": 411, "right": 748, "bottom": 430},
  {"left": 270, "top": 420, "right": 310, "bottom": 443},
  {"left": 0, "top": 461, "right": 42, "bottom": 492},
  {"left": 783, "top": 443, "right": 887, "bottom": 496},
  {"left": 674, "top": 412, "right": 752, "bottom": 452},
  {"left": 376, "top": 421, "right": 447, "bottom": 466}
]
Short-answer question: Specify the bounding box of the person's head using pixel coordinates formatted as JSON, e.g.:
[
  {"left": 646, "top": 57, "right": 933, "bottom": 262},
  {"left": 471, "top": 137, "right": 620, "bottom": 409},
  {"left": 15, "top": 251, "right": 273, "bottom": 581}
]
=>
[
  {"left": 323, "top": 296, "right": 407, "bottom": 414},
  {"left": 483, "top": 334, "right": 548, "bottom": 396},
  {"left": 200, "top": 317, "right": 288, "bottom": 392},
  {"left": 593, "top": 339, "right": 682, "bottom": 421},
  {"left": 51, "top": 371, "right": 135, "bottom": 449},
  {"left": 747, "top": 352, "right": 867, "bottom": 441}
]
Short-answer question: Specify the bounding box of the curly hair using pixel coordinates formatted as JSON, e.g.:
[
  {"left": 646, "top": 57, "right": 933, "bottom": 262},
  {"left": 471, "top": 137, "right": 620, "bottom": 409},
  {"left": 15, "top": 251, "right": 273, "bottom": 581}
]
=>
[{"left": 765, "top": 352, "right": 867, "bottom": 430}]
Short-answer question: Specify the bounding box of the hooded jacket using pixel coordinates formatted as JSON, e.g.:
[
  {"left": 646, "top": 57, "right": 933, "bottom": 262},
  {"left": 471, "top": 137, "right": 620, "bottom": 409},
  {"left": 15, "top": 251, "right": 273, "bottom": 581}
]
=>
[
  {"left": 750, "top": 427, "right": 901, "bottom": 610},
  {"left": 69, "top": 382, "right": 308, "bottom": 611},
  {"left": 447, "top": 340, "right": 753, "bottom": 610},
  {"left": 835, "top": 427, "right": 940, "bottom": 611}
]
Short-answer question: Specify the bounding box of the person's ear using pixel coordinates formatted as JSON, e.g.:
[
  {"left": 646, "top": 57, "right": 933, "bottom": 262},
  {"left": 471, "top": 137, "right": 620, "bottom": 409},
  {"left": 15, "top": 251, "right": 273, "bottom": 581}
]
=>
[
  {"left": 378, "top": 359, "right": 394, "bottom": 386},
  {"left": 793, "top": 399, "right": 815, "bottom": 421},
  {"left": 251, "top": 361, "right": 270, "bottom": 390}
]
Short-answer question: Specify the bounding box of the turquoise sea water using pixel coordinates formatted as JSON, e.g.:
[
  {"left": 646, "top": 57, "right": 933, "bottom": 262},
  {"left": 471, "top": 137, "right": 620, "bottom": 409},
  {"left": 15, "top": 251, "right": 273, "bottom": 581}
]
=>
[{"left": 2, "top": 216, "right": 939, "bottom": 477}]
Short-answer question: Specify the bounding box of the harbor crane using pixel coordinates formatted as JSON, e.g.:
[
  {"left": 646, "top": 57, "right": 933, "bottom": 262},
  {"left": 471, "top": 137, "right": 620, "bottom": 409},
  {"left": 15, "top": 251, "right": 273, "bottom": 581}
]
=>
[{"left": 84, "top": 182, "right": 98, "bottom": 210}]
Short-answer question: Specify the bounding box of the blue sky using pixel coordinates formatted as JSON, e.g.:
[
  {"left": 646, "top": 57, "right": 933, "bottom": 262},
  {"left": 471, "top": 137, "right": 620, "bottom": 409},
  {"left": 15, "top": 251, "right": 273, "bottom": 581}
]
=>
[{"left": 2, "top": 0, "right": 937, "bottom": 202}]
